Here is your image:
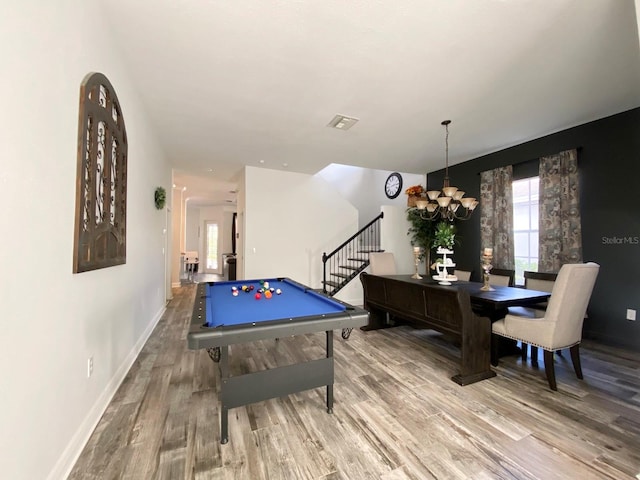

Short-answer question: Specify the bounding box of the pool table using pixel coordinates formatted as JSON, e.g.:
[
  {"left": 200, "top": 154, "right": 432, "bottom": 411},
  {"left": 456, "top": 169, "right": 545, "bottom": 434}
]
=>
[{"left": 188, "top": 277, "right": 369, "bottom": 444}]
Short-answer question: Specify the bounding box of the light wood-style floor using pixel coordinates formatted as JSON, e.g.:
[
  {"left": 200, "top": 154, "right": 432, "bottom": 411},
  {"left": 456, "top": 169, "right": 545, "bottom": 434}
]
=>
[{"left": 69, "top": 283, "right": 640, "bottom": 479}]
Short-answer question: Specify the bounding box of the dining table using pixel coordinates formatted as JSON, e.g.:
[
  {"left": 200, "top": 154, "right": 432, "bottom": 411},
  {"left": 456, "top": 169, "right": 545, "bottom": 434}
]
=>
[{"left": 359, "top": 273, "right": 551, "bottom": 384}]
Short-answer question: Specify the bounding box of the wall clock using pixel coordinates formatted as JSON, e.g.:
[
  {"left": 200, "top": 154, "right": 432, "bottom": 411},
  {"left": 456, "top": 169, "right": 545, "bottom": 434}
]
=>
[{"left": 384, "top": 172, "right": 403, "bottom": 199}]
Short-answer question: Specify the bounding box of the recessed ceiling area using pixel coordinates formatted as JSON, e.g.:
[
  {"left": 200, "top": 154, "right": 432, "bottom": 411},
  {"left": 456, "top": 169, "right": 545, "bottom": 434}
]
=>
[
  {"left": 172, "top": 171, "right": 238, "bottom": 207},
  {"left": 99, "top": 0, "right": 640, "bottom": 205}
]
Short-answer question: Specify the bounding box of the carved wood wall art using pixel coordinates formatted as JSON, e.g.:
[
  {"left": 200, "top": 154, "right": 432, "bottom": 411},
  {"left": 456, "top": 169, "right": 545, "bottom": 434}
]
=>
[{"left": 73, "top": 72, "right": 128, "bottom": 273}]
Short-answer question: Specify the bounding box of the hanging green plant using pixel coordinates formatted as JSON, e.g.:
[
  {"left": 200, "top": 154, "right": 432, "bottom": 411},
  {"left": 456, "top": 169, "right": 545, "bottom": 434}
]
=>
[{"left": 154, "top": 186, "right": 166, "bottom": 210}]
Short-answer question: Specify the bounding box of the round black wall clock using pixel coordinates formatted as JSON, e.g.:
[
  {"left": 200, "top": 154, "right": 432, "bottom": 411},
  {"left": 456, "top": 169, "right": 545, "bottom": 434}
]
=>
[{"left": 384, "top": 172, "right": 403, "bottom": 199}]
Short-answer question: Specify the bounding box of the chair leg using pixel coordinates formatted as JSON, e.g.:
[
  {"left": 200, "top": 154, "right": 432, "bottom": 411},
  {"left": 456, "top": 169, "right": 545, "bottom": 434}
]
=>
[
  {"left": 569, "top": 344, "right": 583, "bottom": 380},
  {"left": 521, "top": 342, "right": 528, "bottom": 361},
  {"left": 543, "top": 350, "right": 557, "bottom": 390},
  {"left": 531, "top": 346, "right": 539, "bottom": 367}
]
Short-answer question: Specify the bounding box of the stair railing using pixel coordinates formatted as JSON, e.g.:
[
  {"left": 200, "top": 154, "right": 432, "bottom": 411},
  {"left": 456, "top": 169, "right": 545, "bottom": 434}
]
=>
[{"left": 322, "top": 212, "right": 384, "bottom": 296}]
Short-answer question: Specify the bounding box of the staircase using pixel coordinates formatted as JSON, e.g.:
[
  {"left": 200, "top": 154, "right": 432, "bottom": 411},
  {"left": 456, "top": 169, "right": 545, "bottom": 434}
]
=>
[{"left": 322, "top": 212, "right": 384, "bottom": 297}]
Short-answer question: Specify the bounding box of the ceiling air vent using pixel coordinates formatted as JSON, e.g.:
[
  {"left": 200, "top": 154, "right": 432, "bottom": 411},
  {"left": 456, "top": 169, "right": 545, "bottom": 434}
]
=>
[{"left": 327, "top": 114, "right": 359, "bottom": 131}]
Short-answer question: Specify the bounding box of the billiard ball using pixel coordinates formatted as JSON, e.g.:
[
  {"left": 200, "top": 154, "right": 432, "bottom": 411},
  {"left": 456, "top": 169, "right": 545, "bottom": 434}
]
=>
[
  {"left": 255, "top": 293, "right": 261, "bottom": 299},
  {"left": 232, "top": 291, "right": 238, "bottom": 296},
  {"left": 276, "top": 288, "right": 282, "bottom": 295},
  {"left": 231, "top": 286, "right": 237, "bottom": 292},
  {"left": 265, "top": 290, "right": 272, "bottom": 299},
  {"left": 263, "top": 281, "right": 269, "bottom": 289},
  {"left": 249, "top": 285, "right": 255, "bottom": 291}
]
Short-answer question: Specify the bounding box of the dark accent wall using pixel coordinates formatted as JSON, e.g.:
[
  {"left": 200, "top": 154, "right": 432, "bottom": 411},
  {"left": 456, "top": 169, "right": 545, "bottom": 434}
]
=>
[{"left": 427, "top": 107, "right": 640, "bottom": 350}]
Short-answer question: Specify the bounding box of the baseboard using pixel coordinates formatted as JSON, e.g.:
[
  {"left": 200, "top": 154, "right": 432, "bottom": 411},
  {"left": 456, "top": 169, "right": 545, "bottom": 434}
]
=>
[
  {"left": 172, "top": 281, "right": 181, "bottom": 288},
  {"left": 48, "top": 304, "right": 166, "bottom": 480}
]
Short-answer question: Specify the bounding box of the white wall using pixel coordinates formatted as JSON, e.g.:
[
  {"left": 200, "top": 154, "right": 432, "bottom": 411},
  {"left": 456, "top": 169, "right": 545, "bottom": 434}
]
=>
[
  {"left": 235, "top": 169, "right": 247, "bottom": 278},
  {"left": 317, "top": 163, "right": 425, "bottom": 227},
  {"left": 185, "top": 204, "right": 201, "bottom": 252},
  {"left": 0, "top": 2, "right": 171, "bottom": 479},
  {"left": 380, "top": 205, "right": 417, "bottom": 274},
  {"left": 243, "top": 167, "right": 358, "bottom": 290},
  {"left": 171, "top": 188, "right": 186, "bottom": 287}
]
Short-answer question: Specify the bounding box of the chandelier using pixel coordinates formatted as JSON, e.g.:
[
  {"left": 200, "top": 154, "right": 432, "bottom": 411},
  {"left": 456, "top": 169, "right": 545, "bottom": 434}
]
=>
[{"left": 414, "top": 120, "right": 478, "bottom": 221}]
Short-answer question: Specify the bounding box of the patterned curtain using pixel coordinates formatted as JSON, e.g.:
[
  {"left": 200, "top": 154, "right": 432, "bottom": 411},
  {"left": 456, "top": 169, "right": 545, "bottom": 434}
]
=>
[
  {"left": 538, "top": 148, "right": 582, "bottom": 272},
  {"left": 480, "top": 166, "right": 514, "bottom": 269}
]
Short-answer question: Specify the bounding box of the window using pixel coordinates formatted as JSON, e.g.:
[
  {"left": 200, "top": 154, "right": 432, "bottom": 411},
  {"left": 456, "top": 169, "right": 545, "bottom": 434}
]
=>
[
  {"left": 73, "top": 72, "right": 128, "bottom": 273},
  {"left": 512, "top": 177, "right": 539, "bottom": 285},
  {"left": 205, "top": 222, "right": 219, "bottom": 271}
]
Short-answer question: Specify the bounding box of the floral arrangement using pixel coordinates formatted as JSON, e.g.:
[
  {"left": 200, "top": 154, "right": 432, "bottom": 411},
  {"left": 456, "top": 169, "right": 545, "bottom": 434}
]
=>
[{"left": 405, "top": 185, "right": 424, "bottom": 196}]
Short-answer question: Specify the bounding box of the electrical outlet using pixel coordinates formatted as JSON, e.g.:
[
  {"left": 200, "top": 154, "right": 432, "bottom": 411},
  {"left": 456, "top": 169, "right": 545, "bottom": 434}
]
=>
[
  {"left": 626, "top": 309, "right": 636, "bottom": 321},
  {"left": 87, "top": 357, "right": 94, "bottom": 378}
]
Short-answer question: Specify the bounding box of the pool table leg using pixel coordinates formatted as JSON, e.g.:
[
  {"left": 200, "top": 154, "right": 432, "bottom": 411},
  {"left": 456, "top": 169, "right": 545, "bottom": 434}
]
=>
[
  {"left": 219, "top": 345, "right": 230, "bottom": 444},
  {"left": 326, "top": 331, "right": 334, "bottom": 414}
]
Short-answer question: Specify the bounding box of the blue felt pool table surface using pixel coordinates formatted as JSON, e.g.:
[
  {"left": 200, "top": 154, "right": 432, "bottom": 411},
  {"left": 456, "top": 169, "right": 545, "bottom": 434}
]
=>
[{"left": 205, "top": 277, "right": 347, "bottom": 328}]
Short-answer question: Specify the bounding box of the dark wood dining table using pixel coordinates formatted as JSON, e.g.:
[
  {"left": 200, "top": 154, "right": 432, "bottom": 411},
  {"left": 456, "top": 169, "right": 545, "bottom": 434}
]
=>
[
  {"left": 366, "top": 274, "right": 551, "bottom": 321},
  {"left": 445, "top": 279, "right": 551, "bottom": 320},
  {"left": 359, "top": 274, "right": 551, "bottom": 385}
]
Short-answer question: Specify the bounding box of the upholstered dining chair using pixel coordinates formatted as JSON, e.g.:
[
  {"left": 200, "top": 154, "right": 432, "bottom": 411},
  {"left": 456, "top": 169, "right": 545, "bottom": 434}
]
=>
[
  {"left": 454, "top": 269, "right": 472, "bottom": 281},
  {"left": 524, "top": 270, "right": 558, "bottom": 309},
  {"left": 518, "top": 270, "right": 559, "bottom": 360},
  {"left": 369, "top": 252, "right": 397, "bottom": 275},
  {"left": 491, "top": 262, "right": 600, "bottom": 391},
  {"left": 489, "top": 268, "right": 515, "bottom": 287}
]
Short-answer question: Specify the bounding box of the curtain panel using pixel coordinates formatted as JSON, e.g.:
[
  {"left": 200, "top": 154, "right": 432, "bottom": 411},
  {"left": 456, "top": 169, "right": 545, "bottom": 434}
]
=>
[
  {"left": 538, "top": 148, "right": 583, "bottom": 272},
  {"left": 480, "top": 166, "right": 514, "bottom": 270}
]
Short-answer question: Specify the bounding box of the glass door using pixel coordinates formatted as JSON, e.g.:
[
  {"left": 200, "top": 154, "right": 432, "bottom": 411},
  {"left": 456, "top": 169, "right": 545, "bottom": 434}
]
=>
[{"left": 205, "top": 221, "right": 219, "bottom": 273}]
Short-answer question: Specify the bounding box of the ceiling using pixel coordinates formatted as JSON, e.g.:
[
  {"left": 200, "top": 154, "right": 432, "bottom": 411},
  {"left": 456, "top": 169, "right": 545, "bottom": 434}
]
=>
[{"left": 100, "top": 0, "right": 640, "bottom": 206}]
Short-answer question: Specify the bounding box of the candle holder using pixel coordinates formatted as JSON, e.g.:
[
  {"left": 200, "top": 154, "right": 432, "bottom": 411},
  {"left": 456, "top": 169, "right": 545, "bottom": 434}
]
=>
[
  {"left": 480, "top": 253, "right": 494, "bottom": 291},
  {"left": 412, "top": 248, "right": 423, "bottom": 279}
]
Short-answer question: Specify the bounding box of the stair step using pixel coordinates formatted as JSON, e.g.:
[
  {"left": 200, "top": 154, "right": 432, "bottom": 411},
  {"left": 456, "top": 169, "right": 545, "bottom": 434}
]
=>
[
  {"left": 339, "top": 265, "right": 360, "bottom": 271},
  {"left": 331, "top": 272, "right": 353, "bottom": 280},
  {"left": 357, "top": 248, "right": 384, "bottom": 253},
  {"left": 323, "top": 280, "right": 341, "bottom": 288},
  {"left": 347, "top": 257, "right": 368, "bottom": 262}
]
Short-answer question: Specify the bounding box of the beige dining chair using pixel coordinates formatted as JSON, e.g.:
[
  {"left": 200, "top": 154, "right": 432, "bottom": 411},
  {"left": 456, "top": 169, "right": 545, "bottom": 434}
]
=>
[
  {"left": 369, "top": 252, "right": 397, "bottom": 275},
  {"left": 516, "top": 271, "right": 558, "bottom": 358},
  {"left": 454, "top": 269, "right": 472, "bottom": 281},
  {"left": 491, "top": 262, "right": 600, "bottom": 391},
  {"left": 489, "top": 268, "right": 515, "bottom": 287},
  {"left": 524, "top": 271, "right": 557, "bottom": 306}
]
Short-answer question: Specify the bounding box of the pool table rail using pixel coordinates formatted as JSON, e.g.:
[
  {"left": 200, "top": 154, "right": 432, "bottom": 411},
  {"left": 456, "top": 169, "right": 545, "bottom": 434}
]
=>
[{"left": 188, "top": 281, "right": 369, "bottom": 349}]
